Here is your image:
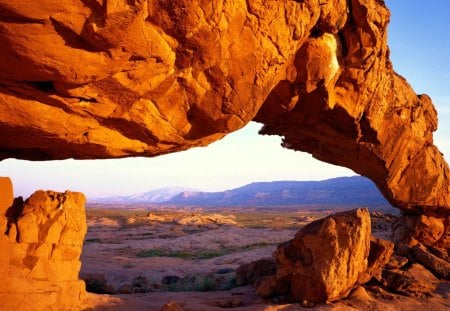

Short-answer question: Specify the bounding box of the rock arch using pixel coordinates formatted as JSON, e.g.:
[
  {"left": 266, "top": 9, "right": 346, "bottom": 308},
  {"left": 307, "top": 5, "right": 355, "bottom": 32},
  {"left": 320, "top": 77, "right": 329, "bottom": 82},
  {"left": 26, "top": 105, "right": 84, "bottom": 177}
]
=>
[{"left": 1, "top": 0, "right": 448, "bottom": 216}]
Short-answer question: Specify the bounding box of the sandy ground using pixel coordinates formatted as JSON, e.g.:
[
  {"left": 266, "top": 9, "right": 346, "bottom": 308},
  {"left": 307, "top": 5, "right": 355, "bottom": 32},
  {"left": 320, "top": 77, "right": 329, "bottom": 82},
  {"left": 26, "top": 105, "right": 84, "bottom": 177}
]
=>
[
  {"left": 80, "top": 210, "right": 449, "bottom": 311},
  {"left": 81, "top": 221, "right": 296, "bottom": 289},
  {"left": 81, "top": 282, "right": 450, "bottom": 311}
]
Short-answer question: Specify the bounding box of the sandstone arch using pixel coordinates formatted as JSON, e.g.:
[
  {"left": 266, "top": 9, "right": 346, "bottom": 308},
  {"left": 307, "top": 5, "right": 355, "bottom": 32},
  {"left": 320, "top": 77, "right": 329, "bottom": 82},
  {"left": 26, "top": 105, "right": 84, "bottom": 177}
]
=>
[{"left": 0, "top": 1, "right": 448, "bottom": 233}]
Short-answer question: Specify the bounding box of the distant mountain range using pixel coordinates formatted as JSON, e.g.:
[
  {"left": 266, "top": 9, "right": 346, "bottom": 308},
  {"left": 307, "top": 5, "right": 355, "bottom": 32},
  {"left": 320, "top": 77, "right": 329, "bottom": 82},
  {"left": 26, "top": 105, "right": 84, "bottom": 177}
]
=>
[
  {"left": 91, "top": 187, "right": 198, "bottom": 204},
  {"left": 90, "top": 176, "right": 391, "bottom": 207}
]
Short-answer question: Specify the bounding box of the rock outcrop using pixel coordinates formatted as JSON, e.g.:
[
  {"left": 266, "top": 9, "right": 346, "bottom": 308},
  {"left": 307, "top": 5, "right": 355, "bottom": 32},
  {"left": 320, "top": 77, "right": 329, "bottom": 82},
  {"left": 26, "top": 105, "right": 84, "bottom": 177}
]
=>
[
  {"left": 257, "top": 208, "right": 373, "bottom": 303},
  {"left": 0, "top": 178, "right": 87, "bottom": 311},
  {"left": 0, "top": 0, "right": 449, "bottom": 218},
  {"left": 392, "top": 214, "right": 449, "bottom": 248},
  {"left": 382, "top": 263, "right": 439, "bottom": 296}
]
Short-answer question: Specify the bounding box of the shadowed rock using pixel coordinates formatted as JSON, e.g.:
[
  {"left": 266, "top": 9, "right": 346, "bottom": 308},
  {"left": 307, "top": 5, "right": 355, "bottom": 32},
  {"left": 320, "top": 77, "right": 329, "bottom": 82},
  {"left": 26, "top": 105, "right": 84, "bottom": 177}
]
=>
[
  {"left": 236, "top": 257, "right": 276, "bottom": 286},
  {"left": 382, "top": 263, "right": 439, "bottom": 296},
  {"left": 359, "top": 237, "right": 394, "bottom": 284},
  {"left": 412, "top": 244, "right": 450, "bottom": 280}
]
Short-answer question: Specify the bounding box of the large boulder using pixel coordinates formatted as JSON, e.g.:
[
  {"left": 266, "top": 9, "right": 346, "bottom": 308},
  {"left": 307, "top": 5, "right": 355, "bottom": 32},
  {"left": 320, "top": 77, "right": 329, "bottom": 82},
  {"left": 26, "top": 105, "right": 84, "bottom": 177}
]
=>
[
  {"left": 258, "top": 208, "right": 371, "bottom": 303},
  {"left": 0, "top": 185, "right": 87, "bottom": 311}
]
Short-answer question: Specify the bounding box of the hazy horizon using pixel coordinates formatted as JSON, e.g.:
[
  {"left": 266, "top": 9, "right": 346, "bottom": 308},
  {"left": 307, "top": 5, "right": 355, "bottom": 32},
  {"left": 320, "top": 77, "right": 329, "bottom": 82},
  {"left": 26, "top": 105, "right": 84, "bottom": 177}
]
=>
[
  {"left": 89, "top": 174, "right": 364, "bottom": 199},
  {"left": 1, "top": 0, "right": 449, "bottom": 198}
]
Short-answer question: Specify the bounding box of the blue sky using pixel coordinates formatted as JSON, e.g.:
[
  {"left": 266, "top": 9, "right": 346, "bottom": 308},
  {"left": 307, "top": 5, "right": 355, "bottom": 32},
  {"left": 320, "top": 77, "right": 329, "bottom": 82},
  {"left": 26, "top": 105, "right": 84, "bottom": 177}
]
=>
[{"left": 1, "top": 1, "right": 449, "bottom": 198}]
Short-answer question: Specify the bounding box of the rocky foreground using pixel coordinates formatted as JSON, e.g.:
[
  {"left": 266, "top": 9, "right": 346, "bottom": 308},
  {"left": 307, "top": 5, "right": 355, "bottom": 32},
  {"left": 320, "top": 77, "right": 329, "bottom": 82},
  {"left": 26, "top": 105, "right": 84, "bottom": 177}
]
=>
[{"left": 80, "top": 207, "right": 449, "bottom": 310}]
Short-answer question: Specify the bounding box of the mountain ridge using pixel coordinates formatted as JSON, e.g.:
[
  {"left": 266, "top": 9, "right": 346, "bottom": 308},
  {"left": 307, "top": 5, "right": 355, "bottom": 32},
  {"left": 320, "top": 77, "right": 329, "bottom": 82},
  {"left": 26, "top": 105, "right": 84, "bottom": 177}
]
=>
[{"left": 90, "top": 176, "right": 391, "bottom": 207}]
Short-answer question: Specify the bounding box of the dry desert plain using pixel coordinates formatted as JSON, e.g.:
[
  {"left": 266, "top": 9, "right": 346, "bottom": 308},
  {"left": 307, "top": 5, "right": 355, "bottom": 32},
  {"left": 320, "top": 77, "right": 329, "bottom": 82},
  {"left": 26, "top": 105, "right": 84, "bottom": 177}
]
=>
[{"left": 79, "top": 206, "right": 449, "bottom": 310}]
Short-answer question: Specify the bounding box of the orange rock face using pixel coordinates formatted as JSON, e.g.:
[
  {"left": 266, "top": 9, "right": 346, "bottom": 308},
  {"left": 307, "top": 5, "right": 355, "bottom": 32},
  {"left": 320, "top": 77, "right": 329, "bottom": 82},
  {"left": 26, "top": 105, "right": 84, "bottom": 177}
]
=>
[
  {"left": 0, "top": 0, "right": 448, "bottom": 216},
  {"left": 0, "top": 180, "right": 87, "bottom": 311},
  {"left": 258, "top": 208, "right": 372, "bottom": 303}
]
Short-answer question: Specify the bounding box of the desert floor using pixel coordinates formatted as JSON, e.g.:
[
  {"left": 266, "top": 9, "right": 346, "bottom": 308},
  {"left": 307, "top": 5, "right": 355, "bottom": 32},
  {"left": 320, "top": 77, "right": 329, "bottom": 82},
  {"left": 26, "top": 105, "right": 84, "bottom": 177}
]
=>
[{"left": 80, "top": 207, "right": 449, "bottom": 311}]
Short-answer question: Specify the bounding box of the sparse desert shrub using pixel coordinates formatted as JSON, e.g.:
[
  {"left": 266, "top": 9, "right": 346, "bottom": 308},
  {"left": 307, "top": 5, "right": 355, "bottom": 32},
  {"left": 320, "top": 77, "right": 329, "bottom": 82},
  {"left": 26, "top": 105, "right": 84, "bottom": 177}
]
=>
[
  {"left": 168, "top": 274, "right": 217, "bottom": 292},
  {"left": 131, "top": 275, "right": 149, "bottom": 293},
  {"left": 195, "top": 275, "right": 216, "bottom": 292},
  {"left": 167, "top": 273, "right": 238, "bottom": 292},
  {"left": 223, "top": 275, "right": 238, "bottom": 290},
  {"left": 136, "top": 243, "right": 274, "bottom": 260},
  {"left": 162, "top": 275, "right": 181, "bottom": 285},
  {"left": 85, "top": 238, "right": 102, "bottom": 243}
]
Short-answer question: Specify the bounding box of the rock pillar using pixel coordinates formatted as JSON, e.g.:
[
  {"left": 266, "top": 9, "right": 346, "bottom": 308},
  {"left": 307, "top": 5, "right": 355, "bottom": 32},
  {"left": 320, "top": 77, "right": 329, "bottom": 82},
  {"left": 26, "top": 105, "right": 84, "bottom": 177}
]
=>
[{"left": 0, "top": 177, "right": 87, "bottom": 311}]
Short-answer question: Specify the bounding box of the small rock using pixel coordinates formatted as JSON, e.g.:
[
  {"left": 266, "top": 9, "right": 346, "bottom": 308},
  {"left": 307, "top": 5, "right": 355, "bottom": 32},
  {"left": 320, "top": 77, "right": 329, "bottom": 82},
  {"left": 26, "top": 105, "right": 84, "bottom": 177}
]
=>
[
  {"left": 382, "top": 263, "right": 439, "bottom": 296},
  {"left": 117, "top": 283, "right": 132, "bottom": 294},
  {"left": 301, "top": 299, "right": 315, "bottom": 308},
  {"left": 160, "top": 301, "right": 183, "bottom": 311},
  {"left": 359, "top": 237, "right": 394, "bottom": 283},
  {"left": 427, "top": 245, "right": 449, "bottom": 262},
  {"left": 271, "top": 209, "right": 372, "bottom": 303},
  {"left": 256, "top": 275, "right": 290, "bottom": 299},
  {"left": 365, "top": 285, "right": 396, "bottom": 300},
  {"left": 392, "top": 214, "right": 445, "bottom": 246},
  {"left": 385, "top": 254, "right": 409, "bottom": 269},
  {"left": 349, "top": 286, "right": 372, "bottom": 301},
  {"left": 217, "top": 299, "right": 242, "bottom": 308},
  {"left": 412, "top": 244, "right": 450, "bottom": 280}
]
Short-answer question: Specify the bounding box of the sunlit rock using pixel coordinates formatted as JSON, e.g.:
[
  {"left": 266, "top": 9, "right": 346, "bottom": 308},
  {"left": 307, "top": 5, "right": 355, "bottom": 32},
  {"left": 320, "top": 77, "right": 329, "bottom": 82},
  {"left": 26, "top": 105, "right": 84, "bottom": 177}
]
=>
[
  {"left": 0, "top": 182, "right": 87, "bottom": 311},
  {"left": 258, "top": 208, "right": 371, "bottom": 303}
]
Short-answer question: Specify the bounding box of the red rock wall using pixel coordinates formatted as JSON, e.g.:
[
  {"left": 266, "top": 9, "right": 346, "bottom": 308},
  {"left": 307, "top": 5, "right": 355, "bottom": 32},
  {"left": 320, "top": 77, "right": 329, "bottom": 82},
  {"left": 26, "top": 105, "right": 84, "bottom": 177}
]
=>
[{"left": 0, "top": 178, "right": 87, "bottom": 311}]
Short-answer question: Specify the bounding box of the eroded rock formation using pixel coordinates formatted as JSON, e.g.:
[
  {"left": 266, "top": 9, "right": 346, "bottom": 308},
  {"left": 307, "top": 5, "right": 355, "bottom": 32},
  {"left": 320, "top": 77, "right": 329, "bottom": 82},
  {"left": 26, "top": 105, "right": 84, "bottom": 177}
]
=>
[
  {"left": 0, "top": 0, "right": 449, "bottom": 219},
  {"left": 257, "top": 208, "right": 373, "bottom": 303},
  {"left": 0, "top": 177, "right": 87, "bottom": 311},
  {"left": 237, "top": 209, "right": 448, "bottom": 303}
]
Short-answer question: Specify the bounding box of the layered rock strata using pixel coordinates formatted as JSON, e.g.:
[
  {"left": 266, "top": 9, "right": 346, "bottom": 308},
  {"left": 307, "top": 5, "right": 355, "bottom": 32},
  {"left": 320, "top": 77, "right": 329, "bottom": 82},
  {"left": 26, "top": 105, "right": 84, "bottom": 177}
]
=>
[
  {"left": 0, "top": 177, "right": 87, "bottom": 311},
  {"left": 0, "top": 0, "right": 449, "bottom": 218}
]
